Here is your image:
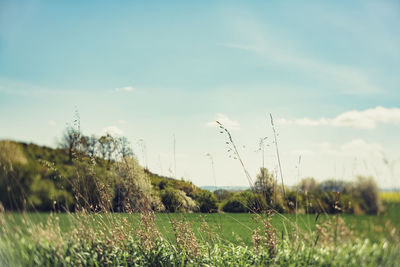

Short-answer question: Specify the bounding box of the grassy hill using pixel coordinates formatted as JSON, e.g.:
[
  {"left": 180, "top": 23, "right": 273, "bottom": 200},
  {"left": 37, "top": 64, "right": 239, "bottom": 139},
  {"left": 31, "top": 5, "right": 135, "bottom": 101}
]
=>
[{"left": 0, "top": 140, "right": 216, "bottom": 212}]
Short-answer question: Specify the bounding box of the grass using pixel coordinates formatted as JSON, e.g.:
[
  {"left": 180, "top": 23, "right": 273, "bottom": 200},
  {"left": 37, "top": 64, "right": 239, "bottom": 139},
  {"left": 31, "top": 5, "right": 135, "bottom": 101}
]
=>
[
  {"left": 1, "top": 204, "right": 399, "bottom": 266},
  {"left": 4, "top": 201, "right": 400, "bottom": 246}
]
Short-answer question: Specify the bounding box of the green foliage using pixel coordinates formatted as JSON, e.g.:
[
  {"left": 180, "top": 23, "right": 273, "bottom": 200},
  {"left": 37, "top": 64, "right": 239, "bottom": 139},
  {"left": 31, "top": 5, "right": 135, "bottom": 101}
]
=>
[
  {"left": 0, "top": 139, "right": 385, "bottom": 215},
  {"left": 254, "top": 167, "right": 276, "bottom": 208},
  {"left": 0, "top": 140, "right": 208, "bottom": 213},
  {"left": 195, "top": 190, "right": 218, "bottom": 213},
  {"left": 222, "top": 195, "right": 248, "bottom": 213},
  {"left": 297, "top": 177, "right": 318, "bottom": 193},
  {"left": 1, "top": 212, "right": 399, "bottom": 266},
  {"left": 213, "top": 189, "right": 234, "bottom": 202},
  {"left": 221, "top": 191, "right": 266, "bottom": 213},
  {"left": 292, "top": 177, "right": 383, "bottom": 214},
  {"left": 353, "top": 176, "right": 382, "bottom": 214},
  {"left": 161, "top": 187, "right": 184, "bottom": 212}
]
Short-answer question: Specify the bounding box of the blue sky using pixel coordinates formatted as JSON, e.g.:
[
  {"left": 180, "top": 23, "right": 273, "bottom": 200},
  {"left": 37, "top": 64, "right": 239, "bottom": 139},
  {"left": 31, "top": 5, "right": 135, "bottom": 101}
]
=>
[{"left": 1, "top": 0, "right": 399, "bottom": 188}]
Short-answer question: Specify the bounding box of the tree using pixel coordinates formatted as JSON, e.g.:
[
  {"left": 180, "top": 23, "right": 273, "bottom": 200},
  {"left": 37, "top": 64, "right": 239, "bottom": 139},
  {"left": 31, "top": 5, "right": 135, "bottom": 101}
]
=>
[
  {"left": 319, "top": 179, "right": 347, "bottom": 193},
  {"left": 254, "top": 167, "right": 276, "bottom": 207},
  {"left": 119, "top": 136, "right": 134, "bottom": 158},
  {"left": 98, "top": 134, "right": 117, "bottom": 166},
  {"left": 297, "top": 177, "right": 318, "bottom": 194},
  {"left": 213, "top": 189, "right": 234, "bottom": 202},
  {"left": 80, "top": 135, "right": 98, "bottom": 157},
  {"left": 60, "top": 125, "right": 81, "bottom": 163}
]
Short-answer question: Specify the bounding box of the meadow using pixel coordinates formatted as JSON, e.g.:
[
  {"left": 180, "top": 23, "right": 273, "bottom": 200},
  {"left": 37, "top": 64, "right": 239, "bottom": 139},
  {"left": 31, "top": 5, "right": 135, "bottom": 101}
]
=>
[
  {"left": 1, "top": 130, "right": 399, "bottom": 266},
  {"left": 1, "top": 199, "right": 399, "bottom": 266},
  {"left": 4, "top": 201, "right": 400, "bottom": 246}
]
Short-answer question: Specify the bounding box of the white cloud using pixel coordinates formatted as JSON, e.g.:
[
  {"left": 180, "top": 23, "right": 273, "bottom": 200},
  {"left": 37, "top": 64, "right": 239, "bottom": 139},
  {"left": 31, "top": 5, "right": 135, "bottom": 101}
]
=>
[
  {"left": 101, "top": 126, "right": 124, "bottom": 137},
  {"left": 115, "top": 86, "right": 135, "bottom": 92},
  {"left": 206, "top": 113, "right": 240, "bottom": 130},
  {"left": 48, "top": 120, "right": 56, "bottom": 126},
  {"left": 277, "top": 106, "right": 400, "bottom": 129},
  {"left": 118, "top": 120, "right": 126, "bottom": 125}
]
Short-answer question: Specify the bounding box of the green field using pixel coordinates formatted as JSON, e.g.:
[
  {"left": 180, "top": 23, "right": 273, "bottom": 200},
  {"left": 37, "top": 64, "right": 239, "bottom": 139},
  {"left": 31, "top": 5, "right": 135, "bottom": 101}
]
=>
[
  {"left": 4, "top": 202, "right": 399, "bottom": 246},
  {"left": 1, "top": 204, "right": 399, "bottom": 266}
]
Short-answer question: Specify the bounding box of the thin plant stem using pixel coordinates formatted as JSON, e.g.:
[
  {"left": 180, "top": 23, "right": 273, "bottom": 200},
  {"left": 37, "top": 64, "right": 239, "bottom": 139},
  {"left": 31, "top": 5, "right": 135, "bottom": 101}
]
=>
[{"left": 269, "top": 113, "right": 286, "bottom": 198}]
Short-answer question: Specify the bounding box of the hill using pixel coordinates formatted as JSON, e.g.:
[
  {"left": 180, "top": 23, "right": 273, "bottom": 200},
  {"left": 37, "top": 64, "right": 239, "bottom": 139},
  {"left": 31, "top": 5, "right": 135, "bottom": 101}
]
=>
[
  {"left": 0, "top": 140, "right": 217, "bottom": 212},
  {"left": 200, "top": 186, "right": 250, "bottom": 192}
]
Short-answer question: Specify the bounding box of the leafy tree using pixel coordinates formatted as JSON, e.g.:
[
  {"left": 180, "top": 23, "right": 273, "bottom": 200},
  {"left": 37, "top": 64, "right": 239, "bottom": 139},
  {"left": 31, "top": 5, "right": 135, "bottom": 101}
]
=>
[
  {"left": 118, "top": 136, "right": 134, "bottom": 158},
  {"left": 213, "top": 189, "right": 234, "bottom": 202},
  {"left": 254, "top": 167, "right": 276, "bottom": 208},
  {"left": 59, "top": 125, "right": 81, "bottom": 163},
  {"left": 319, "top": 179, "right": 348, "bottom": 193},
  {"left": 78, "top": 135, "right": 98, "bottom": 157},
  {"left": 297, "top": 177, "right": 318, "bottom": 194},
  {"left": 98, "top": 134, "right": 118, "bottom": 167}
]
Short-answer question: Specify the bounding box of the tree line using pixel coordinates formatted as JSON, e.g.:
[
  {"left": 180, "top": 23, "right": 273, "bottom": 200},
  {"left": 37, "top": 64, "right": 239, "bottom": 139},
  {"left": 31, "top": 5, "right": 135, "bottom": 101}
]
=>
[{"left": 0, "top": 123, "right": 382, "bottom": 214}]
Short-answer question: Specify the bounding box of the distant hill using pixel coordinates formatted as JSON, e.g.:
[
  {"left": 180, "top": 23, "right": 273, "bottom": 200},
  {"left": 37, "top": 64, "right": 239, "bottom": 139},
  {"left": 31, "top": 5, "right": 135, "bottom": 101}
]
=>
[{"left": 201, "top": 186, "right": 250, "bottom": 192}]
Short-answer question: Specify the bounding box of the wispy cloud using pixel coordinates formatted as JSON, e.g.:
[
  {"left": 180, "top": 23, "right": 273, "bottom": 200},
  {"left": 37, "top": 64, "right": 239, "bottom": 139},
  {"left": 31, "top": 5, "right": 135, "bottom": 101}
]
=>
[
  {"left": 115, "top": 86, "right": 135, "bottom": 92},
  {"left": 206, "top": 113, "right": 240, "bottom": 130},
  {"left": 278, "top": 106, "right": 400, "bottom": 129},
  {"left": 221, "top": 18, "right": 381, "bottom": 95}
]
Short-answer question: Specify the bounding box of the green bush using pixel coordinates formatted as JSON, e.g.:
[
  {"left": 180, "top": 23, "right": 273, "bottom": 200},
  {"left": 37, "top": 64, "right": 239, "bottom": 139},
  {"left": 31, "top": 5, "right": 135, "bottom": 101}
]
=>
[
  {"left": 196, "top": 190, "right": 218, "bottom": 213},
  {"left": 353, "top": 176, "right": 382, "bottom": 214},
  {"left": 213, "top": 189, "right": 234, "bottom": 202},
  {"left": 222, "top": 196, "right": 248, "bottom": 213},
  {"left": 161, "top": 187, "right": 183, "bottom": 212},
  {"left": 221, "top": 191, "right": 266, "bottom": 213}
]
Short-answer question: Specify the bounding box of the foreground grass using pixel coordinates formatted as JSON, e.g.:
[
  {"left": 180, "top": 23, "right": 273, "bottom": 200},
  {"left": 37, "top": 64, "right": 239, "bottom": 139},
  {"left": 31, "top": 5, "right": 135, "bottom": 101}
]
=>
[{"left": 1, "top": 204, "right": 399, "bottom": 266}]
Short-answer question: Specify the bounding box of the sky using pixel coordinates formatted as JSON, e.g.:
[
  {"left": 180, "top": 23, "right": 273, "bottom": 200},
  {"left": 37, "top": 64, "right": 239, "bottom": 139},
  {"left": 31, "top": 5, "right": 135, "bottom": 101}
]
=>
[{"left": 1, "top": 0, "right": 399, "bottom": 188}]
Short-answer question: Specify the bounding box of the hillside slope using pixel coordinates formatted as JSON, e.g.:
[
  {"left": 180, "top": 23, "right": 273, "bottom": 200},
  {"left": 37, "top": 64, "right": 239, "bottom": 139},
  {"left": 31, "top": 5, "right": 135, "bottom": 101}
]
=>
[{"left": 0, "top": 140, "right": 216, "bottom": 212}]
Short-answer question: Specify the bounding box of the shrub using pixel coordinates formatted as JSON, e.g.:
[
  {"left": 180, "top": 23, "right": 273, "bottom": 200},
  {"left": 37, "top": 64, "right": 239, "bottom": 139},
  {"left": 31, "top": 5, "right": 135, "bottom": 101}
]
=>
[
  {"left": 297, "top": 177, "right": 318, "bottom": 194},
  {"left": 161, "top": 187, "right": 184, "bottom": 212},
  {"left": 222, "top": 191, "right": 267, "bottom": 213},
  {"left": 196, "top": 190, "right": 218, "bottom": 213},
  {"left": 213, "top": 189, "right": 234, "bottom": 202},
  {"left": 111, "top": 157, "right": 158, "bottom": 212},
  {"left": 222, "top": 196, "right": 247, "bottom": 213},
  {"left": 240, "top": 191, "right": 267, "bottom": 213},
  {"left": 353, "top": 176, "right": 382, "bottom": 214}
]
